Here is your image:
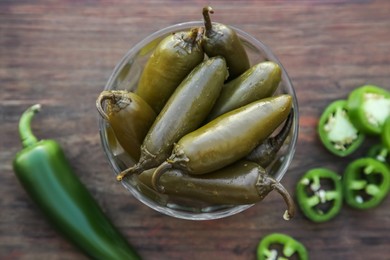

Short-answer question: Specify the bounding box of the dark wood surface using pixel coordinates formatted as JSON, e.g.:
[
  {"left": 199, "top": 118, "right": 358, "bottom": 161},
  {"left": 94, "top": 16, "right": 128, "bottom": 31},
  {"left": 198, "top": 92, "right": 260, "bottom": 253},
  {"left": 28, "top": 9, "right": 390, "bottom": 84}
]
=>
[{"left": 1, "top": 1, "right": 390, "bottom": 259}]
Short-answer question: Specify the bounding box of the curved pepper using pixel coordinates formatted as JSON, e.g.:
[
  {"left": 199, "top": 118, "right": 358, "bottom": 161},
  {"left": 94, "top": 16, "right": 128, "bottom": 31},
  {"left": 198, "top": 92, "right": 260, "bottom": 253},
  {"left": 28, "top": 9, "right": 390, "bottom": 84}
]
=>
[
  {"left": 343, "top": 157, "right": 390, "bottom": 209},
  {"left": 318, "top": 99, "right": 365, "bottom": 157},
  {"left": 347, "top": 85, "right": 390, "bottom": 135},
  {"left": 138, "top": 160, "right": 295, "bottom": 220},
  {"left": 257, "top": 233, "right": 308, "bottom": 260},
  {"left": 296, "top": 168, "right": 343, "bottom": 223},
  {"left": 13, "top": 105, "right": 140, "bottom": 260}
]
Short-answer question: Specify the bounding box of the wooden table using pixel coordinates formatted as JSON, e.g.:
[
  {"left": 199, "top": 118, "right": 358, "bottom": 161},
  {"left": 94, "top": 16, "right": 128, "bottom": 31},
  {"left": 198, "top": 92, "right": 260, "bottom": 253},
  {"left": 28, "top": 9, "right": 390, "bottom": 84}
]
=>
[{"left": 1, "top": 1, "right": 389, "bottom": 259}]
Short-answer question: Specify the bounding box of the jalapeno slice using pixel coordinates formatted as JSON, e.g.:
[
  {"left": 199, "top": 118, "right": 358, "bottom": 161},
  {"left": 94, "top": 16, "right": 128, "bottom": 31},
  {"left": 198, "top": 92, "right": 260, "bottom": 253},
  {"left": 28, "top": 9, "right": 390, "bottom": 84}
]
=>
[
  {"left": 367, "top": 144, "right": 389, "bottom": 164},
  {"left": 343, "top": 158, "right": 390, "bottom": 209},
  {"left": 257, "top": 233, "right": 308, "bottom": 260},
  {"left": 296, "top": 168, "right": 343, "bottom": 223},
  {"left": 382, "top": 117, "right": 390, "bottom": 150},
  {"left": 347, "top": 85, "right": 390, "bottom": 135},
  {"left": 318, "top": 100, "right": 365, "bottom": 157}
]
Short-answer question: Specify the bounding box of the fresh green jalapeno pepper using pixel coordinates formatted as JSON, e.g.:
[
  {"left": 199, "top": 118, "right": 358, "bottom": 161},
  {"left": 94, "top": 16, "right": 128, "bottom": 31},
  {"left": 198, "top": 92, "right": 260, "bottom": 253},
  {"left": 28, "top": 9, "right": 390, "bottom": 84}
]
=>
[
  {"left": 257, "top": 233, "right": 308, "bottom": 260},
  {"left": 138, "top": 160, "right": 295, "bottom": 220},
  {"left": 207, "top": 61, "right": 282, "bottom": 121},
  {"left": 382, "top": 117, "right": 390, "bottom": 150},
  {"left": 367, "top": 144, "right": 389, "bottom": 164},
  {"left": 202, "top": 6, "right": 250, "bottom": 80},
  {"left": 318, "top": 99, "right": 365, "bottom": 157},
  {"left": 96, "top": 90, "right": 156, "bottom": 161},
  {"left": 151, "top": 94, "right": 292, "bottom": 189},
  {"left": 136, "top": 27, "right": 204, "bottom": 113},
  {"left": 347, "top": 85, "right": 390, "bottom": 135},
  {"left": 246, "top": 110, "right": 294, "bottom": 168},
  {"left": 117, "top": 56, "right": 228, "bottom": 181},
  {"left": 13, "top": 105, "right": 140, "bottom": 260},
  {"left": 343, "top": 157, "right": 390, "bottom": 209},
  {"left": 296, "top": 168, "right": 343, "bottom": 223}
]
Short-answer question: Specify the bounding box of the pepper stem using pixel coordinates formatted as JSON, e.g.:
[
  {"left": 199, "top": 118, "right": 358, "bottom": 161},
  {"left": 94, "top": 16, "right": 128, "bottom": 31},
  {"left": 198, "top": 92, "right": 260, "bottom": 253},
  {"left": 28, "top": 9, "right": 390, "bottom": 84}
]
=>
[
  {"left": 19, "top": 104, "right": 41, "bottom": 148},
  {"left": 271, "top": 181, "right": 295, "bottom": 220},
  {"left": 116, "top": 163, "right": 143, "bottom": 181},
  {"left": 151, "top": 161, "right": 173, "bottom": 193},
  {"left": 96, "top": 91, "right": 116, "bottom": 121},
  {"left": 202, "top": 6, "right": 214, "bottom": 34}
]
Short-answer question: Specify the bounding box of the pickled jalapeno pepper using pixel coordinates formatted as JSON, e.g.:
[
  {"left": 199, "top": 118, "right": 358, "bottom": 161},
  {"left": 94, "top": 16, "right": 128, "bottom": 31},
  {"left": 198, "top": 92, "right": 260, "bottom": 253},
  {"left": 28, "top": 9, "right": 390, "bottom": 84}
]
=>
[
  {"left": 96, "top": 90, "right": 156, "bottom": 161},
  {"left": 136, "top": 27, "right": 204, "bottom": 113},
  {"left": 139, "top": 161, "right": 295, "bottom": 220},
  {"left": 202, "top": 6, "right": 250, "bottom": 80},
  {"left": 207, "top": 61, "right": 282, "bottom": 121}
]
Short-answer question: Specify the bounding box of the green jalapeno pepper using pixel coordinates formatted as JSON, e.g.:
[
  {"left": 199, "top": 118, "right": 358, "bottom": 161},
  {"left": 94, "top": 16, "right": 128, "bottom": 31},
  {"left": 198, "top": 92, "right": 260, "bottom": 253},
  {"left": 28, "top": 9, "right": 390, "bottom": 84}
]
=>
[
  {"left": 318, "top": 99, "right": 365, "bottom": 157},
  {"left": 367, "top": 144, "right": 389, "bottom": 164},
  {"left": 246, "top": 110, "right": 294, "bottom": 168},
  {"left": 207, "top": 61, "right": 282, "bottom": 121},
  {"left": 343, "top": 157, "right": 390, "bottom": 209},
  {"left": 382, "top": 117, "right": 390, "bottom": 150},
  {"left": 138, "top": 161, "right": 295, "bottom": 220},
  {"left": 202, "top": 6, "right": 250, "bottom": 80},
  {"left": 136, "top": 27, "right": 204, "bottom": 113},
  {"left": 347, "top": 85, "right": 390, "bottom": 135},
  {"left": 13, "top": 105, "right": 140, "bottom": 260},
  {"left": 96, "top": 90, "right": 156, "bottom": 161},
  {"left": 257, "top": 233, "right": 308, "bottom": 260},
  {"left": 151, "top": 94, "right": 292, "bottom": 189},
  {"left": 296, "top": 168, "right": 343, "bottom": 223},
  {"left": 117, "top": 56, "right": 228, "bottom": 181}
]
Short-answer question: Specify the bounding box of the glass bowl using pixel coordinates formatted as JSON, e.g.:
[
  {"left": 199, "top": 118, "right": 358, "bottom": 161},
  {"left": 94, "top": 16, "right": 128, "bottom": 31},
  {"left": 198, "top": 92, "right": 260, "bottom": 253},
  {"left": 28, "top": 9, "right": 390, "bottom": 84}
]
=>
[{"left": 99, "top": 21, "right": 299, "bottom": 220}]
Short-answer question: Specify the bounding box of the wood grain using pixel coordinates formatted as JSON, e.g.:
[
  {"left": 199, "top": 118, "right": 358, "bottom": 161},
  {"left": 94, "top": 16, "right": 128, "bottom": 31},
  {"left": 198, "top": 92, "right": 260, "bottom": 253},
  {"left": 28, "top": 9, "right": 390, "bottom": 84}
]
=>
[{"left": 1, "top": 1, "right": 390, "bottom": 259}]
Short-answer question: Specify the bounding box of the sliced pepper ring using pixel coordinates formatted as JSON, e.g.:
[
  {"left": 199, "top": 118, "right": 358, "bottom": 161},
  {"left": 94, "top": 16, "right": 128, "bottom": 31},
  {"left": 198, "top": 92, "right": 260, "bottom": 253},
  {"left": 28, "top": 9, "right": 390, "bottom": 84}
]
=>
[
  {"left": 343, "top": 157, "right": 390, "bottom": 209},
  {"left": 318, "top": 100, "right": 365, "bottom": 157},
  {"left": 296, "top": 168, "right": 343, "bottom": 223},
  {"left": 257, "top": 233, "right": 308, "bottom": 260},
  {"left": 347, "top": 85, "right": 390, "bottom": 135}
]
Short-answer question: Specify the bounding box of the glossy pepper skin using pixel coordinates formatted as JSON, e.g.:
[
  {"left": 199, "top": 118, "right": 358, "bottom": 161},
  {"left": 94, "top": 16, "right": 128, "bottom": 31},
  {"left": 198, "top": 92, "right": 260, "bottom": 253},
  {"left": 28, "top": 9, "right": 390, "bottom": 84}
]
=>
[
  {"left": 246, "top": 109, "right": 294, "bottom": 168},
  {"left": 296, "top": 168, "right": 343, "bottom": 223},
  {"left": 152, "top": 95, "right": 292, "bottom": 187},
  {"left": 318, "top": 99, "right": 365, "bottom": 157},
  {"left": 139, "top": 161, "right": 295, "bottom": 220},
  {"left": 207, "top": 61, "right": 282, "bottom": 121},
  {"left": 117, "top": 57, "right": 228, "bottom": 181},
  {"left": 343, "top": 157, "right": 390, "bottom": 209},
  {"left": 13, "top": 105, "right": 140, "bottom": 260},
  {"left": 347, "top": 85, "right": 390, "bottom": 135},
  {"left": 136, "top": 27, "right": 204, "bottom": 113},
  {"left": 96, "top": 90, "right": 156, "bottom": 161},
  {"left": 202, "top": 6, "right": 250, "bottom": 80},
  {"left": 257, "top": 233, "right": 308, "bottom": 260}
]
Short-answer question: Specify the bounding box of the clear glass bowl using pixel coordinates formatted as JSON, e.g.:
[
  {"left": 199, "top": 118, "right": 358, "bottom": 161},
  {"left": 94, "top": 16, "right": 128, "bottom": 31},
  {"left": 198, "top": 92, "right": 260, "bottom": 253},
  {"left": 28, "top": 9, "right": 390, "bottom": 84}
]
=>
[{"left": 99, "top": 21, "right": 299, "bottom": 220}]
